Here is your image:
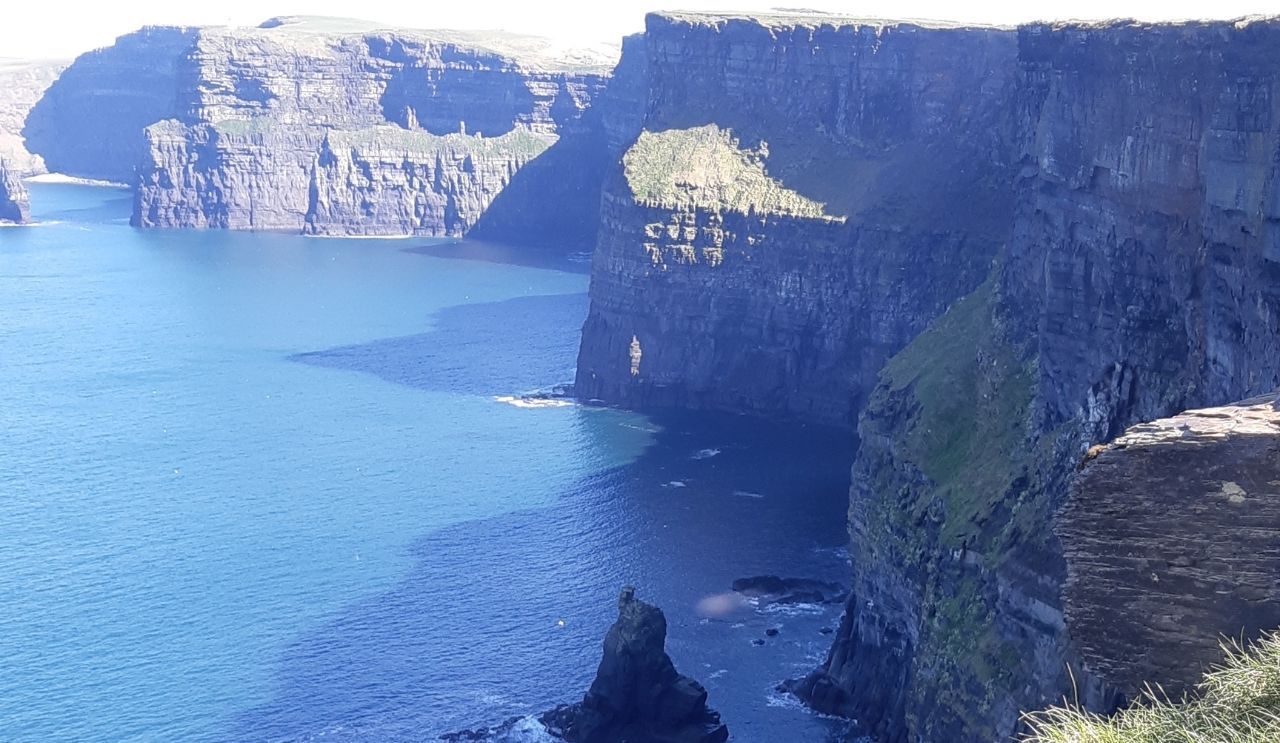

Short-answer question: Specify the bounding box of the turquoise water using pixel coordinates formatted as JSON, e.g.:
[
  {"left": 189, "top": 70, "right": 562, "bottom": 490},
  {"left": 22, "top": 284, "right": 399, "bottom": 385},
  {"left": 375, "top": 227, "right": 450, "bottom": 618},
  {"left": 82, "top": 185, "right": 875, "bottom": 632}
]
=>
[{"left": 0, "top": 184, "right": 855, "bottom": 742}]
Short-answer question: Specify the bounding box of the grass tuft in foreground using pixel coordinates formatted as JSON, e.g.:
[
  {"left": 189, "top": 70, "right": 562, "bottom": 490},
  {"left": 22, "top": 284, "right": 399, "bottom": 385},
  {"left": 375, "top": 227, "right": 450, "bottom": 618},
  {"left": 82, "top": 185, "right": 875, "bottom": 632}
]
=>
[{"left": 1022, "top": 633, "right": 1280, "bottom": 743}]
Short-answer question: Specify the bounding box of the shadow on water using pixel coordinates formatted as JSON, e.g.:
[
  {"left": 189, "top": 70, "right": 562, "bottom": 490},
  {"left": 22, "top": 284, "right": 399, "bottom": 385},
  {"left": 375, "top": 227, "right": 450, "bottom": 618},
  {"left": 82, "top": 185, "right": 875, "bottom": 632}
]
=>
[
  {"left": 249, "top": 295, "right": 859, "bottom": 742},
  {"left": 225, "top": 407, "right": 858, "bottom": 743},
  {"left": 290, "top": 293, "right": 589, "bottom": 396},
  {"left": 404, "top": 240, "right": 593, "bottom": 275}
]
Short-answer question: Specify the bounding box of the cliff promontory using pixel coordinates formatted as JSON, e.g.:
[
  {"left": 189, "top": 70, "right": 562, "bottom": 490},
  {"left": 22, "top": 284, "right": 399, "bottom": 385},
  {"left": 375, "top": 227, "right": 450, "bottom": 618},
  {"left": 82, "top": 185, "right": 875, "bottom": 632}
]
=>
[
  {"left": 0, "top": 58, "right": 66, "bottom": 176},
  {"left": 24, "top": 17, "right": 623, "bottom": 245},
  {"left": 570, "top": 11, "right": 1280, "bottom": 743},
  {"left": 575, "top": 13, "right": 1018, "bottom": 426}
]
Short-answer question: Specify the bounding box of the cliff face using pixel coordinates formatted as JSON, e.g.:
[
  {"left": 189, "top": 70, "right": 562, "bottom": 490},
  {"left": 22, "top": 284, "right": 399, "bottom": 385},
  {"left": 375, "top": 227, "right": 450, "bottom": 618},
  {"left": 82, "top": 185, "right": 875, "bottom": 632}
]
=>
[
  {"left": 0, "top": 159, "right": 30, "bottom": 223},
  {"left": 799, "top": 18, "right": 1280, "bottom": 743},
  {"left": 0, "top": 58, "right": 66, "bottom": 176},
  {"left": 23, "top": 27, "right": 197, "bottom": 183},
  {"left": 28, "top": 17, "right": 620, "bottom": 244},
  {"left": 575, "top": 13, "right": 1017, "bottom": 426},
  {"left": 1062, "top": 392, "right": 1280, "bottom": 699}
]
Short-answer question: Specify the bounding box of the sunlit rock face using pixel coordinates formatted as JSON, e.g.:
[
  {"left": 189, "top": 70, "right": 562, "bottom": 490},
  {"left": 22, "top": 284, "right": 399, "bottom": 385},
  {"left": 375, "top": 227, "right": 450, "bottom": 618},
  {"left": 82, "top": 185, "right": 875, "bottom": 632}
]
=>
[{"left": 575, "top": 13, "right": 1018, "bottom": 426}]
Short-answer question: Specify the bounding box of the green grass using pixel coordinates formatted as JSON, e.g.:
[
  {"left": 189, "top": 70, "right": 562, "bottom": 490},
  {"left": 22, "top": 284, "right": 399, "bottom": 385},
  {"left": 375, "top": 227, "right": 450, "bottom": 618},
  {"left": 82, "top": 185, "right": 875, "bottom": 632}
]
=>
[
  {"left": 876, "top": 273, "right": 1036, "bottom": 549},
  {"left": 327, "top": 125, "right": 554, "bottom": 158},
  {"left": 1023, "top": 634, "right": 1280, "bottom": 743},
  {"left": 622, "top": 124, "right": 837, "bottom": 219}
]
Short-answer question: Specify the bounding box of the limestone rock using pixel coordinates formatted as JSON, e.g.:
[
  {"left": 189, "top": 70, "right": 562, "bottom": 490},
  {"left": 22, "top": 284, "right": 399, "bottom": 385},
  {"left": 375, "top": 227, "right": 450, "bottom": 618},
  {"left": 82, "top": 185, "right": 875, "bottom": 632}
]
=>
[
  {"left": 1061, "top": 392, "right": 1280, "bottom": 699},
  {"left": 541, "top": 587, "right": 728, "bottom": 743}
]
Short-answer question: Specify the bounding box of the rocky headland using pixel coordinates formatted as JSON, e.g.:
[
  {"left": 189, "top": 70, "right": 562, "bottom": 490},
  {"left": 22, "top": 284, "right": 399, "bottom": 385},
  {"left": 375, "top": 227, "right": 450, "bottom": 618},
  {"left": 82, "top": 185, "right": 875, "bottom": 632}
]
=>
[
  {"left": 0, "top": 57, "right": 66, "bottom": 176},
  {"left": 22, "top": 16, "right": 626, "bottom": 245}
]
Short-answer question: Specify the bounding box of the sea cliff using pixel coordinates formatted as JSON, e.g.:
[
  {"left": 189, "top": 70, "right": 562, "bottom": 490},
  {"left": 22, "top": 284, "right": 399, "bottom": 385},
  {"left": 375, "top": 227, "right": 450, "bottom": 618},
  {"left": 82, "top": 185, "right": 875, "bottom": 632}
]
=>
[
  {"left": 574, "top": 12, "right": 1280, "bottom": 743},
  {"left": 24, "top": 16, "right": 622, "bottom": 245}
]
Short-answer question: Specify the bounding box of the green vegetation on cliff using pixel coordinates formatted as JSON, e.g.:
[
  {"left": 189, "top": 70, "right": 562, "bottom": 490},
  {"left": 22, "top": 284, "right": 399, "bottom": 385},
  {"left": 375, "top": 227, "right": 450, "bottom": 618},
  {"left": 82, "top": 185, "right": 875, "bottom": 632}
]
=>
[
  {"left": 858, "top": 269, "right": 1061, "bottom": 737},
  {"left": 622, "top": 124, "right": 837, "bottom": 219},
  {"left": 1024, "top": 633, "right": 1280, "bottom": 743},
  {"left": 326, "top": 125, "right": 555, "bottom": 158}
]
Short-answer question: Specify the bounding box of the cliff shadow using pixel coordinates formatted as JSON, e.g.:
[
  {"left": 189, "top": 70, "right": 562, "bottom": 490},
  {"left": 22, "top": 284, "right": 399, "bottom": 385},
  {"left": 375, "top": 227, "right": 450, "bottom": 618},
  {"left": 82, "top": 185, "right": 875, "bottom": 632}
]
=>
[
  {"left": 221, "top": 403, "right": 857, "bottom": 742},
  {"left": 289, "top": 292, "right": 588, "bottom": 396},
  {"left": 467, "top": 127, "right": 611, "bottom": 252}
]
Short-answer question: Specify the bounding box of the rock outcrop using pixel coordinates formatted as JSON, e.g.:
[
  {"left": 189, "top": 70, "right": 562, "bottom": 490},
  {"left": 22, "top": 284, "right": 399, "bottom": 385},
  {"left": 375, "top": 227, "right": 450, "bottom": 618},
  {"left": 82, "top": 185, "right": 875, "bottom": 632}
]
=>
[
  {"left": 574, "top": 13, "right": 1018, "bottom": 427},
  {"left": 1061, "top": 391, "right": 1280, "bottom": 699},
  {"left": 25, "top": 16, "right": 625, "bottom": 245},
  {"left": 0, "top": 158, "right": 30, "bottom": 223},
  {"left": 541, "top": 587, "right": 728, "bottom": 743},
  {"left": 443, "top": 587, "right": 726, "bottom": 743}
]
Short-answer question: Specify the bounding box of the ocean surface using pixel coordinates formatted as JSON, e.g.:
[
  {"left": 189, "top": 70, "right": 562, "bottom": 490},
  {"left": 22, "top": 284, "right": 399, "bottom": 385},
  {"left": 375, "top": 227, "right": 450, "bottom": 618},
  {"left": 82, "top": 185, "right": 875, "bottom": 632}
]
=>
[{"left": 0, "top": 183, "right": 857, "bottom": 742}]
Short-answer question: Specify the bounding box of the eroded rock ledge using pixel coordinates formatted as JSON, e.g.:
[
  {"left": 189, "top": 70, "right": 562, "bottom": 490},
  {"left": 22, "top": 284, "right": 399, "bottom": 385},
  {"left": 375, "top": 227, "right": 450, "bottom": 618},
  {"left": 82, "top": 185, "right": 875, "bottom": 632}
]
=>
[{"left": 1061, "top": 392, "right": 1280, "bottom": 700}]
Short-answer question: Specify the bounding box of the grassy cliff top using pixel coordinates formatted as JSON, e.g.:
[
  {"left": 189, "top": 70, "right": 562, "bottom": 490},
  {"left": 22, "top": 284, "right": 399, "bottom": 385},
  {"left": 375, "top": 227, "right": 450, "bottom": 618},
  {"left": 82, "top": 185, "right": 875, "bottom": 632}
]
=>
[
  {"left": 622, "top": 124, "right": 838, "bottom": 220},
  {"left": 1024, "top": 633, "right": 1280, "bottom": 743},
  {"left": 205, "top": 16, "right": 619, "bottom": 73},
  {"left": 651, "top": 10, "right": 1012, "bottom": 31},
  {"left": 325, "top": 125, "right": 555, "bottom": 158}
]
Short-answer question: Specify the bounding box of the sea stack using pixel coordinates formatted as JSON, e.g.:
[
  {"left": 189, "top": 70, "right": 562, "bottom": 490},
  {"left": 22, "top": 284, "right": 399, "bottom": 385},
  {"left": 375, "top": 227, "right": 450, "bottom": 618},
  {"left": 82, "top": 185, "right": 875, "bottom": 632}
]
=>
[
  {"left": 0, "top": 159, "right": 29, "bottom": 224},
  {"left": 542, "top": 586, "right": 728, "bottom": 743}
]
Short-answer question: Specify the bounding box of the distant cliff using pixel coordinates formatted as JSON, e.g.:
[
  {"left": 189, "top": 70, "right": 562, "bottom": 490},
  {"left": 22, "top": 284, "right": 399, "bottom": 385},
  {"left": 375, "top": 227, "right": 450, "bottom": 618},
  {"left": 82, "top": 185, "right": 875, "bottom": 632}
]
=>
[
  {"left": 573, "top": 12, "right": 1280, "bottom": 743},
  {"left": 575, "top": 13, "right": 1017, "bottom": 426},
  {"left": 0, "top": 58, "right": 66, "bottom": 176},
  {"left": 24, "top": 16, "right": 625, "bottom": 246}
]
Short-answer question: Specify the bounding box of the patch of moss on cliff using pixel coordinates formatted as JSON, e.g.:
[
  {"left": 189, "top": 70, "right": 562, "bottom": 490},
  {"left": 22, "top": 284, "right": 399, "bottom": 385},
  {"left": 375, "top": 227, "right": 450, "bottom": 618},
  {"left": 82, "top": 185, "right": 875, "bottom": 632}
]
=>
[
  {"left": 875, "top": 271, "right": 1036, "bottom": 553},
  {"left": 621, "top": 124, "right": 839, "bottom": 219},
  {"left": 857, "top": 267, "right": 1055, "bottom": 740}
]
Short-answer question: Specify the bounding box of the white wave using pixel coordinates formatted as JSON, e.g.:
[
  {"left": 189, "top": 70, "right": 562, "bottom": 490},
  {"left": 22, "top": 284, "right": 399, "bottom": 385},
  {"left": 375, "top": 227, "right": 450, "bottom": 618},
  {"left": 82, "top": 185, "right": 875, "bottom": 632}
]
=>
[
  {"left": 661, "top": 480, "right": 687, "bottom": 488},
  {"left": 690, "top": 447, "right": 722, "bottom": 460},
  {"left": 25, "top": 173, "right": 128, "bottom": 188},
  {"left": 494, "top": 395, "right": 575, "bottom": 409},
  {"left": 733, "top": 490, "right": 765, "bottom": 499},
  {"left": 762, "top": 602, "right": 828, "bottom": 616}
]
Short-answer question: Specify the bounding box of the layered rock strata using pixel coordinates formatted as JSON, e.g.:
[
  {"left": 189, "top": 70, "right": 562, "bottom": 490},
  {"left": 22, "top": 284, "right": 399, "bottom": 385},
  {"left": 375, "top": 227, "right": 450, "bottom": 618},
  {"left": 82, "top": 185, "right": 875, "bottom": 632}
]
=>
[
  {"left": 575, "top": 13, "right": 1018, "bottom": 426},
  {"left": 26, "top": 16, "right": 622, "bottom": 244},
  {"left": 1061, "top": 392, "right": 1280, "bottom": 699},
  {"left": 798, "top": 17, "right": 1280, "bottom": 743}
]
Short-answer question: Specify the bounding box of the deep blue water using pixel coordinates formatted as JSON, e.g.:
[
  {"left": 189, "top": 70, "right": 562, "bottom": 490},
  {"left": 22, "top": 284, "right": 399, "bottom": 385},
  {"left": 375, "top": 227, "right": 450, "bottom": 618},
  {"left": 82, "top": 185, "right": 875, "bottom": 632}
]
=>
[{"left": 0, "top": 184, "right": 856, "bottom": 742}]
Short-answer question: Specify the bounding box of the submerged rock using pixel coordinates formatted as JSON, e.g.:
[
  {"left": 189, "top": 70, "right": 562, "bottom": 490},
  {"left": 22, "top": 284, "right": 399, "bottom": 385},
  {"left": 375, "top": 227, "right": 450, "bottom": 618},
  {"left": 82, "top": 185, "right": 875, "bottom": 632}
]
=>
[{"left": 731, "top": 575, "right": 846, "bottom": 605}]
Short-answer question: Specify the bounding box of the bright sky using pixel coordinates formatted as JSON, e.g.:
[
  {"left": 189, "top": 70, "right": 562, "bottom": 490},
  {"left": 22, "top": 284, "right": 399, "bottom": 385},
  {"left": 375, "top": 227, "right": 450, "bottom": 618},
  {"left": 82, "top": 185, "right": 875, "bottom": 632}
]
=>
[{"left": 4, "top": 0, "right": 1280, "bottom": 60}]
